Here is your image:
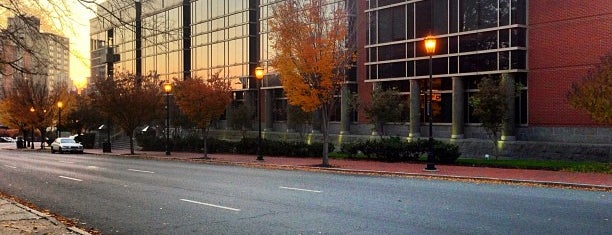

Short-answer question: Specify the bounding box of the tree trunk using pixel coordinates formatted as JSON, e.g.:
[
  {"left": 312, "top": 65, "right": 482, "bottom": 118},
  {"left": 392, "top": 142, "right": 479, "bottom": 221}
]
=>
[
  {"left": 202, "top": 127, "right": 209, "bottom": 159},
  {"left": 129, "top": 133, "right": 135, "bottom": 155},
  {"left": 321, "top": 106, "right": 330, "bottom": 167}
]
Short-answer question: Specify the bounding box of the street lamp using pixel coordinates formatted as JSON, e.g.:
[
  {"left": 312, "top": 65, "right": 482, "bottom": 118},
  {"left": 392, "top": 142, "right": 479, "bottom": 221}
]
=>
[
  {"left": 255, "top": 66, "right": 265, "bottom": 161},
  {"left": 424, "top": 35, "right": 437, "bottom": 171},
  {"left": 29, "top": 107, "right": 35, "bottom": 149},
  {"left": 57, "top": 101, "right": 63, "bottom": 138},
  {"left": 163, "top": 82, "right": 172, "bottom": 156}
]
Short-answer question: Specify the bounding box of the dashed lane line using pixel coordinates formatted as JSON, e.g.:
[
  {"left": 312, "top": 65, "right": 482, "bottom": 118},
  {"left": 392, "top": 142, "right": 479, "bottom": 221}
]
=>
[
  {"left": 127, "top": 168, "right": 155, "bottom": 174},
  {"left": 279, "top": 186, "right": 322, "bottom": 193},
  {"left": 180, "top": 199, "right": 241, "bottom": 212},
  {"left": 4, "top": 165, "right": 17, "bottom": 169},
  {"left": 58, "top": 176, "right": 83, "bottom": 182}
]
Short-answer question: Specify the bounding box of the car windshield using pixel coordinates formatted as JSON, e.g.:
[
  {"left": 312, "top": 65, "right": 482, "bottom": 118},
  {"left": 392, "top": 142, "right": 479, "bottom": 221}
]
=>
[{"left": 61, "top": 139, "right": 76, "bottom": 143}]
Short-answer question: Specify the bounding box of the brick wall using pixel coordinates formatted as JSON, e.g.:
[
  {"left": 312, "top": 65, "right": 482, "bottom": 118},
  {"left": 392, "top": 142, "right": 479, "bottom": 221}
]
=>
[{"left": 528, "top": 0, "right": 612, "bottom": 126}]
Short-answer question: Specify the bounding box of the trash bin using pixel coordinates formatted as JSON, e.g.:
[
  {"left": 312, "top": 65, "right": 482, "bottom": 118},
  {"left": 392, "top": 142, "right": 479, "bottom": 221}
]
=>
[
  {"left": 102, "top": 142, "right": 111, "bottom": 153},
  {"left": 16, "top": 138, "right": 24, "bottom": 149}
]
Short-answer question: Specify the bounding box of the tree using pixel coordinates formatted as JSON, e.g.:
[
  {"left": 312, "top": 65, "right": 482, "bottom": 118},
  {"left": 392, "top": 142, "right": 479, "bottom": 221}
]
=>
[
  {"left": 227, "top": 103, "right": 255, "bottom": 138},
  {"left": 269, "top": 0, "right": 354, "bottom": 167},
  {"left": 89, "top": 71, "right": 164, "bottom": 154},
  {"left": 0, "top": 72, "right": 70, "bottom": 148},
  {"left": 468, "top": 77, "right": 509, "bottom": 158},
  {"left": 173, "top": 73, "right": 232, "bottom": 158},
  {"left": 364, "top": 88, "right": 407, "bottom": 137},
  {"left": 286, "top": 104, "right": 313, "bottom": 140},
  {"left": 567, "top": 54, "right": 612, "bottom": 124}
]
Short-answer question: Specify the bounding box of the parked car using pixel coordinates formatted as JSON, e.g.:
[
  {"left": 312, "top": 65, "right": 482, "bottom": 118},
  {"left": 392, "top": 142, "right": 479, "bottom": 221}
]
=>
[
  {"left": 50, "top": 137, "right": 84, "bottom": 154},
  {"left": 0, "top": 137, "right": 15, "bottom": 142}
]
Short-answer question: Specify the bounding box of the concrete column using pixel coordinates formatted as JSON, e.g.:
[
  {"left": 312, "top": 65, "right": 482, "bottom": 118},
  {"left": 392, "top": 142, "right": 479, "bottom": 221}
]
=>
[
  {"left": 451, "top": 76, "right": 465, "bottom": 139},
  {"left": 340, "top": 85, "right": 351, "bottom": 135},
  {"left": 501, "top": 73, "right": 516, "bottom": 141},
  {"left": 409, "top": 79, "right": 421, "bottom": 138},
  {"left": 264, "top": 89, "right": 273, "bottom": 131}
]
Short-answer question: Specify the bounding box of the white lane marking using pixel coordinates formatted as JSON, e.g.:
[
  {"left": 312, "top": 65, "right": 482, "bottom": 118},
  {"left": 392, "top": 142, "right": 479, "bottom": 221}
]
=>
[
  {"left": 180, "top": 199, "right": 241, "bottom": 212},
  {"left": 279, "top": 186, "right": 322, "bottom": 193},
  {"left": 87, "top": 166, "right": 99, "bottom": 169},
  {"left": 59, "top": 176, "right": 83, "bottom": 182},
  {"left": 59, "top": 161, "right": 74, "bottom": 164},
  {"left": 127, "top": 169, "right": 155, "bottom": 174},
  {"left": 4, "top": 165, "right": 17, "bottom": 169}
]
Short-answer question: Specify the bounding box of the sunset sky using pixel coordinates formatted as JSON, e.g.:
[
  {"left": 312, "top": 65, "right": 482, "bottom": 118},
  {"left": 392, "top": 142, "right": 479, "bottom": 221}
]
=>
[{"left": 64, "top": 0, "right": 97, "bottom": 90}]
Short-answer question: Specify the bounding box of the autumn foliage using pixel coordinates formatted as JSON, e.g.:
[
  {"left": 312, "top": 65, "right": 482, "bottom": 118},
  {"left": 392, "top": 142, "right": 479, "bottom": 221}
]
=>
[
  {"left": 173, "top": 73, "right": 232, "bottom": 158},
  {"left": 269, "top": 0, "right": 353, "bottom": 166},
  {"left": 567, "top": 54, "right": 612, "bottom": 124},
  {"left": 89, "top": 72, "right": 164, "bottom": 154}
]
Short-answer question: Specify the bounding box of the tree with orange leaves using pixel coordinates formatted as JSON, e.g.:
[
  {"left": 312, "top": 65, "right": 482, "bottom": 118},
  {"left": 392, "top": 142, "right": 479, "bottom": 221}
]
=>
[
  {"left": 173, "top": 73, "right": 232, "bottom": 158},
  {"left": 269, "top": 0, "right": 354, "bottom": 166}
]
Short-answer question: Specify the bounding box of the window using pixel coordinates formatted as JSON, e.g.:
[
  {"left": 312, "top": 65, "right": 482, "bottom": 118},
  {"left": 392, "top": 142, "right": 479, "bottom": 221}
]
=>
[{"left": 378, "top": 6, "right": 405, "bottom": 43}]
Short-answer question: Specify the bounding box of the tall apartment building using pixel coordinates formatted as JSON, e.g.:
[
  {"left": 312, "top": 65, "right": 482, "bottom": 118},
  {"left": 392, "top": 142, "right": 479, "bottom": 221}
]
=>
[
  {"left": 0, "top": 15, "right": 70, "bottom": 96},
  {"left": 90, "top": 0, "right": 611, "bottom": 157}
]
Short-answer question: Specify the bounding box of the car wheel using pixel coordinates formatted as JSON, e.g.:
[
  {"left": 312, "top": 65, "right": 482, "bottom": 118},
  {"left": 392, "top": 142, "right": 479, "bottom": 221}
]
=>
[
  {"left": 58, "top": 147, "right": 63, "bottom": 154},
  {"left": 51, "top": 147, "right": 55, "bottom": 153}
]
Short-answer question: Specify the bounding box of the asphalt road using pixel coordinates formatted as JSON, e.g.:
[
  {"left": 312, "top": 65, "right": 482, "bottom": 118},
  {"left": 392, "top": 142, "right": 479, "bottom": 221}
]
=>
[{"left": 0, "top": 149, "right": 610, "bottom": 234}]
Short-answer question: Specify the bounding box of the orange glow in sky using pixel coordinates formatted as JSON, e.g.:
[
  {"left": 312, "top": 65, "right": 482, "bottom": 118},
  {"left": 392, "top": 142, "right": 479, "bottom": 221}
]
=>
[{"left": 64, "top": 1, "right": 96, "bottom": 90}]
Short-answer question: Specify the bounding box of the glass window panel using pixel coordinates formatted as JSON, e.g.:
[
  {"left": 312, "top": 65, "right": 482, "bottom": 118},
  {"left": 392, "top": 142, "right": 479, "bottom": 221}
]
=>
[
  {"left": 511, "top": 50, "right": 526, "bottom": 69},
  {"left": 378, "top": 0, "right": 404, "bottom": 7},
  {"left": 379, "top": 62, "right": 406, "bottom": 78},
  {"left": 449, "top": 0, "right": 458, "bottom": 33},
  {"left": 415, "top": 0, "right": 432, "bottom": 38},
  {"left": 511, "top": 28, "right": 526, "bottom": 47},
  {"left": 460, "top": 0, "right": 498, "bottom": 31},
  {"left": 368, "top": 65, "right": 377, "bottom": 79},
  {"left": 433, "top": 0, "right": 448, "bottom": 35},
  {"left": 449, "top": 56, "right": 458, "bottom": 73},
  {"left": 406, "top": 42, "right": 414, "bottom": 58},
  {"left": 378, "top": 43, "right": 405, "bottom": 61},
  {"left": 499, "top": 51, "right": 510, "bottom": 70},
  {"left": 432, "top": 57, "right": 448, "bottom": 75},
  {"left": 369, "top": 13, "right": 376, "bottom": 44},
  {"left": 500, "top": 0, "right": 510, "bottom": 26},
  {"left": 407, "top": 61, "right": 414, "bottom": 77},
  {"left": 378, "top": 6, "right": 406, "bottom": 43},
  {"left": 449, "top": 36, "right": 458, "bottom": 53},
  {"left": 511, "top": 0, "right": 526, "bottom": 24},
  {"left": 500, "top": 29, "right": 510, "bottom": 48},
  {"left": 459, "top": 31, "right": 497, "bottom": 52},
  {"left": 406, "top": 3, "right": 414, "bottom": 39},
  {"left": 460, "top": 52, "right": 497, "bottom": 73},
  {"left": 415, "top": 59, "right": 428, "bottom": 76}
]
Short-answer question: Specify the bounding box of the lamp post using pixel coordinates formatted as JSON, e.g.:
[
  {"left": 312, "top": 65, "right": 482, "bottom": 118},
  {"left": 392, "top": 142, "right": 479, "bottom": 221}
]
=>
[
  {"left": 57, "top": 101, "right": 63, "bottom": 138},
  {"left": 424, "top": 35, "right": 437, "bottom": 171},
  {"left": 164, "top": 82, "right": 172, "bottom": 156},
  {"left": 255, "top": 66, "right": 265, "bottom": 161},
  {"left": 29, "top": 107, "right": 35, "bottom": 149}
]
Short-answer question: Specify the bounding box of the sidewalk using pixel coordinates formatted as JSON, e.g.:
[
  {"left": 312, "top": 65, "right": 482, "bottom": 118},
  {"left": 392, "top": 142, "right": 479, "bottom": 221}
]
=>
[
  {"left": 0, "top": 197, "right": 89, "bottom": 234},
  {"left": 85, "top": 148, "right": 612, "bottom": 190}
]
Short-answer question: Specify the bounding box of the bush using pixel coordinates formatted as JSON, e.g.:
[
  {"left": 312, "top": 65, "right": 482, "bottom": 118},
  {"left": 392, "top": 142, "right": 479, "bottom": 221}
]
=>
[{"left": 341, "top": 137, "right": 460, "bottom": 163}]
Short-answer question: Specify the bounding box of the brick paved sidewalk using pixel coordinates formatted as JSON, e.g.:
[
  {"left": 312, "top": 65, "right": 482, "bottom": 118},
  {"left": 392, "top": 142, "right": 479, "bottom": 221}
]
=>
[{"left": 0, "top": 197, "right": 89, "bottom": 235}]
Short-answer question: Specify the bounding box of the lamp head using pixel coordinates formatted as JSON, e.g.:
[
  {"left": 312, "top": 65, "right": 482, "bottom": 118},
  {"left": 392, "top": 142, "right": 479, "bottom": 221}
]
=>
[
  {"left": 424, "top": 36, "right": 437, "bottom": 55},
  {"left": 255, "top": 67, "right": 264, "bottom": 80},
  {"left": 57, "top": 101, "right": 63, "bottom": 109},
  {"left": 163, "top": 82, "right": 172, "bottom": 93}
]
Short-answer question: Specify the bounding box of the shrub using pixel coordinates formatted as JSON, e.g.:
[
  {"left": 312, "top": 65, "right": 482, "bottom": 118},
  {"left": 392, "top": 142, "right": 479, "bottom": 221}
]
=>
[{"left": 341, "top": 137, "right": 460, "bottom": 163}]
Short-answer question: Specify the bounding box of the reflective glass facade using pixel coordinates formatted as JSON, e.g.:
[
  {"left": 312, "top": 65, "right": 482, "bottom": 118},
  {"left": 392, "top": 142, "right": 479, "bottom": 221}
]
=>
[{"left": 366, "top": 0, "right": 527, "bottom": 124}]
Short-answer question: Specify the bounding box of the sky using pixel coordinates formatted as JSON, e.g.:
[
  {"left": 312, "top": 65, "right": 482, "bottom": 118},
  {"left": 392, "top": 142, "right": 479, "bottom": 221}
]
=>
[{"left": 64, "top": 1, "right": 97, "bottom": 90}]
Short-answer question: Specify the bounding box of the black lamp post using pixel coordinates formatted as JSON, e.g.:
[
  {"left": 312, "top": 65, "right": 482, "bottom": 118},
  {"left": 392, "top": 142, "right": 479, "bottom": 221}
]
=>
[
  {"left": 424, "top": 35, "right": 437, "bottom": 171},
  {"left": 57, "top": 101, "right": 63, "bottom": 138},
  {"left": 164, "top": 82, "right": 172, "bottom": 156},
  {"left": 29, "top": 107, "right": 35, "bottom": 149},
  {"left": 255, "top": 66, "right": 265, "bottom": 161}
]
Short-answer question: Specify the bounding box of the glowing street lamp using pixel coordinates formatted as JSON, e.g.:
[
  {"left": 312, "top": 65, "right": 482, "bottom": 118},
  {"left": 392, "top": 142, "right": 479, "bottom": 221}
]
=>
[
  {"left": 29, "top": 107, "right": 35, "bottom": 149},
  {"left": 57, "top": 101, "right": 63, "bottom": 137},
  {"left": 164, "top": 82, "right": 172, "bottom": 156},
  {"left": 255, "top": 66, "right": 265, "bottom": 161},
  {"left": 424, "top": 35, "right": 437, "bottom": 171}
]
